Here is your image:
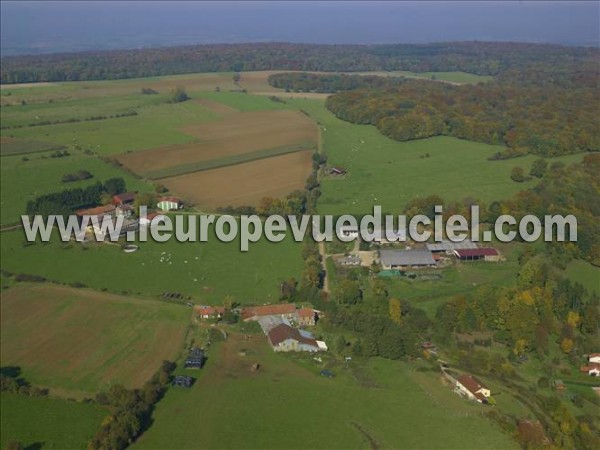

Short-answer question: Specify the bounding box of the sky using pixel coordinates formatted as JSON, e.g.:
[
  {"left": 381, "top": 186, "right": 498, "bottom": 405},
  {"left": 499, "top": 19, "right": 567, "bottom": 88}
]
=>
[{"left": 1, "top": 1, "right": 599, "bottom": 55}]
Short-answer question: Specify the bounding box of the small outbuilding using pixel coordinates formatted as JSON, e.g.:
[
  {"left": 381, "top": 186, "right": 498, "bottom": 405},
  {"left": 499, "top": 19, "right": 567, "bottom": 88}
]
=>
[
  {"left": 454, "top": 248, "right": 500, "bottom": 262},
  {"left": 172, "top": 375, "right": 194, "bottom": 388},
  {"left": 157, "top": 196, "right": 183, "bottom": 211}
]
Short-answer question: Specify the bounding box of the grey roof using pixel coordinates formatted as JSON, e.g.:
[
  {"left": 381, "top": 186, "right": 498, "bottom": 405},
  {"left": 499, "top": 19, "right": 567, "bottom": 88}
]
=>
[
  {"left": 426, "top": 240, "right": 478, "bottom": 252},
  {"left": 379, "top": 249, "right": 435, "bottom": 267}
]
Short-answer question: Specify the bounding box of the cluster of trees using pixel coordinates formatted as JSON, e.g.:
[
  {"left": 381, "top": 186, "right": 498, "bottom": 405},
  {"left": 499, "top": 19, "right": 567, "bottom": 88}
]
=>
[
  {"left": 88, "top": 361, "right": 176, "bottom": 450},
  {"left": 324, "top": 77, "right": 598, "bottom": 157},
  {"left": 25, "top": 177, "right": 126, "bottom": 217},
  {"left": 0, "top": 367, "right": 49, "bottom": 398},
  {"left": 61, "top": 169, "right": 93, "bottom": 183},
  {"left": 2, "top": 42, "right": 597, "bottom": 84},
  {"left": 168, "top": 86, "right": 189, "bottom": 103}
]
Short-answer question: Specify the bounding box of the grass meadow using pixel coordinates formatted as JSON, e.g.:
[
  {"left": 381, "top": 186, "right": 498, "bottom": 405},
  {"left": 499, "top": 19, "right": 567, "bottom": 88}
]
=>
[
  {"left": 1, "top": 283, "right": 190, "bottom": 396},
  {"left": 1, "top": 225, "right": 303, "bottom": 304},
  {"left": 134, "top": 333, "right": 517, "bottom": 450},
  {"left": 565, "top": 259, "right": 600, "bottom": 294},
  {"left": 0, "top": 150, "right": 153, "bottom": 226},
  {"left": 285, "top": 98, "right": 584, "bottom": 215},
  {"left": 0, "top": 393, "right": 105, "bottom": 450}
]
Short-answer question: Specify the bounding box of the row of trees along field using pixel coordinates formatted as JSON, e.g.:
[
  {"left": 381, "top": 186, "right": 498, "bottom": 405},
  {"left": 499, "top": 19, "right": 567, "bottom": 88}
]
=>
[{"left": 1, "top": 42, "right": 598, "bottom": 83}]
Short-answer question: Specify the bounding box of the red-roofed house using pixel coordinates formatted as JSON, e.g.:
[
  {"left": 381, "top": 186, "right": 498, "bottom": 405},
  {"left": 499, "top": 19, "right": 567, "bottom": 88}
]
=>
[
  {"left": 267, "top": 324, "right": 320, "bottom": 352},
  {"left": 297, "top": 307, "right": 316, "bottom": 326},
  {"left": 75, "top": 204, "right": 116, "bottom": 218},
  {"left": 454, "top": 248, "right": 500, "bottom": 262},
  {"left": 241, "top": 303, "right": 297, "bottom": 321},
  {"left": 456, "top": 374, "right": 491, "bottom": 403},
  {"left": 157, "top": 196, "right": 183, "bottom": 211},
  {"left": 112, "top": 192, "right": 136, "bottom": 206},
  {"left": 580, "top": 362, "right": 600, "bottom": 377}
]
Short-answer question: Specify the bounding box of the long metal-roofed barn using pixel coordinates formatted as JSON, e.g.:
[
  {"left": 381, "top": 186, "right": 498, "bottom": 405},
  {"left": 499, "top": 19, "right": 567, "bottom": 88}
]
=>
[
  {"left": 426, "top": 240, "right": 478, "bottom": 253},
  {"left": 379, "top": 249, "right": 436, "bottom": 269}
]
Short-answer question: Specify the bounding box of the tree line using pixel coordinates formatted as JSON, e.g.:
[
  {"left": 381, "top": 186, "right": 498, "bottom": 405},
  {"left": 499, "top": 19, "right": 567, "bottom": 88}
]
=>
[{"left": 2, "top": 42, "right": 597, "bottom": 84}]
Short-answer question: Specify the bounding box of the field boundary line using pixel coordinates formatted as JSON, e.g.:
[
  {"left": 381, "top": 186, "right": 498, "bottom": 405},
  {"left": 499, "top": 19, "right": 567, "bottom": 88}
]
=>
[{"left": 146, "top": 141, "right": 316, "bottom": 180}]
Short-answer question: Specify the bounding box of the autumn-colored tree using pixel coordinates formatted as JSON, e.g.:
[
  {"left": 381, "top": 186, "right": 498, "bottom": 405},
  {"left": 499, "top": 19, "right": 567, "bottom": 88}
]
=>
[
  {"left": 560, "top": 337, "right": 574, "bottom": 354},
  {"left": 389, "top": 298, "right": 402, "bottom": 325}
]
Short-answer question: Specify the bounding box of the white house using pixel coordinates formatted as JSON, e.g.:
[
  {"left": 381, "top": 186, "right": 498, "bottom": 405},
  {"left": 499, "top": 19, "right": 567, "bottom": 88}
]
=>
[{"left": 589, "top": 353, "right": 600, "bottom": 364}]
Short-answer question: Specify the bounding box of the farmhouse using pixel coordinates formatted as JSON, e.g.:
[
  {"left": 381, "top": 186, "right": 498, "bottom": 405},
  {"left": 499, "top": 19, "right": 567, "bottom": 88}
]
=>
[
  {"left": 157, "top": 196, "right": 183, "bottom": 211},
  {"left": 75, "top": 204, "right": 116, "bottom": 221},
  {"left": 267, "top": 324, "right": 322, "bottom": 352},
  {"left": 580, "top": 362, "right": 600, "bottom": 376},
  {"left": 379, "top": 249, "right": 436, "bottom": 270},
  {"left": 195, "top": 305, "right": 225, "bottom": 320},
  {"left": 297, "top": 307, "right": 317, "bottom": 326},
  {"left": 184, "top": 348, "right": 205, "bottom": 369},
  {"left": 454, "top": 248, "right": 500, "bottom": 262},
  {"left": 241, "top": 303, "right": 297, "bottom": 321},
  {"left": 426, "top": 239, "right": 477, "bottom": 253},
  {"left": 455, "top": 374, "right": 491, "bottom": 403},
  {"left": 112, "top": 192, "right": 136, "bottom": 206}
]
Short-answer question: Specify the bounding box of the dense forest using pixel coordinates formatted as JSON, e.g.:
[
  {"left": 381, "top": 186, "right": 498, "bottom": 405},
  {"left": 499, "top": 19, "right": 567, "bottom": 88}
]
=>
[
  {"left": 1, "top": 41, "right": 598, "bottom": 84},
  {"left": 324, "top": 78, "right": 599, "bottom": 157}
]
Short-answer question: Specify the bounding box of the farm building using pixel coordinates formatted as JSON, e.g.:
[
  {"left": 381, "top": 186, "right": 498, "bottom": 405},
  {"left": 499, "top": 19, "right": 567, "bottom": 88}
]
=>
[
  {"left": 580, "top": 362, "right": 600, "bottom": 376},
  {"left": 454, "top": 248, "right": 500, "bottom": 262},
  {"left": 157, "top": 196, "right": 183, "bottom": 211},
  {"left": 379, "top": 249, "right": 436, "bottom": 270},
  {"left": 267, "top": 324, "right": 322, "bottom": 353},
  {"left": 195, "top": 305, "right": 225, "bottom": 320},
  {"left": 339, "top": 225, "right": 359, "bottom": 239},
  {"left": 297, "top": 307, "right": 317, "bottom": 326},
  {"left": 329, "top": 166, "right": 347, "bottom": 175},
  {"left": 241, "top": 303, "right": 297, "bottom": 321},
  {"left": 426, "top": 240, "right": 477, "bottom": 253},
  {"left": 75, "top": 204, "right": 116, "bottom": 221},
  {"left": 112, "top": 192, "right": 136, "bottom": 206},
  {"left": 455, "top": 374, "right": 491, "bottom": 403},
  {"left": 184, "top": 348, "right": 205, "bottom": 369},
  {"left": 172, "top": 375, "right": 194, "bottom": 388},
  {"left": 257, "top": 315, "right": 290, "bottom": 334},
  {"left": 589, "top": 353, "right": 600, "bottom": 364},
  {"left": 139, "top": 211, "right": 165, "bottom": 226},
  {"left": 115, "top": 205, "right": 133, "bottom": 217}
]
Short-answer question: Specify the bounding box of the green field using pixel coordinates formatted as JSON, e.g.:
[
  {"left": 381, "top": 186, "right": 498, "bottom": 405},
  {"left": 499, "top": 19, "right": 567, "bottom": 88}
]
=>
[
  {"left": 393, "top": 70, "right": 494, "bottom": 84},
  {"left": 286, "top": 98, "right": 584, "bottom": 215},
  {"left": 135, "top": 335, "right": 517, "bottom": 450},
  {"left": 565, "top": 259, "right": 600, "bottom": 294},
  {"left": 0, "top": 138, "right": 65, "bottom": 156},
  {"left": 0, "top": 226, "right": 303, "bottom": 304},
  {"left": 146, "top": 141, "right": 317, "bottom": 179},
  {"left": 0, "top": 150, "right": 153, "bottom": 225},
  {"left": 1, "top": 283, "right": 190, "bottom": 395},
  {"left": 3, "top": 98, "right": 219, "bottom": 155},
  {"left": 1, "top": 393, "right": 105, "bottom": 449}
]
